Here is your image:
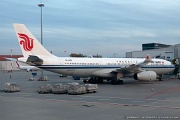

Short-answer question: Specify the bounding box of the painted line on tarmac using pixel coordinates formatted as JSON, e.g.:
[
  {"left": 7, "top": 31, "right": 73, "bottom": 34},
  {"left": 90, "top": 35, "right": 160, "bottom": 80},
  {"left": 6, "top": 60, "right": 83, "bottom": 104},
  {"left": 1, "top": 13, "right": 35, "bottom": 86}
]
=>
[
  {"left": 99, "top": 99, "right": 111, "bottom": 101},
  {"left": 71, "top": 97, "right": 82, "bottom": 100},
  {"left": 1, "top": 95, "right": 180, "bottom": 110},
  {"left": 145, "top": 87, "right": 180, "bottom": 99},
  {"left": 133, "top": 101, "right": 145, "bottom": 103},
  {"left": 81, "top": 95, "right": 133, "bottom": 100}
]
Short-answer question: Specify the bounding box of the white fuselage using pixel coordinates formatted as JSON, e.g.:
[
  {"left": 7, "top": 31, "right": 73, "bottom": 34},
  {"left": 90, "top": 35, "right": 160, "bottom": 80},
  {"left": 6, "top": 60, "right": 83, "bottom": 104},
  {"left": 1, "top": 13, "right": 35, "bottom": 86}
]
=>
[
  {"left": 18, "top": 57, "right": 175, "bottom": 77},
  {"left": 18, "top": 65, "right": 39, "bottom": 71}
]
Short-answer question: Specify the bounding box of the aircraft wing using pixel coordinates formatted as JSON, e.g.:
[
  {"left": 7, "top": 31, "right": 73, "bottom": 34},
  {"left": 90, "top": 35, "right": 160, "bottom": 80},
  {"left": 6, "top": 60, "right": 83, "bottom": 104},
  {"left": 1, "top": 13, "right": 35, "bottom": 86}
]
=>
[{"left": 113, "top": 54, "right": 153, "bottom": 74}]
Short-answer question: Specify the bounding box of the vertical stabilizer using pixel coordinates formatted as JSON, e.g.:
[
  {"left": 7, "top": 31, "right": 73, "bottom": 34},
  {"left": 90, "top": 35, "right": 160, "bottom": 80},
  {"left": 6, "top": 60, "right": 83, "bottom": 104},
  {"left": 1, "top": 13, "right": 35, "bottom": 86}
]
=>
[{"left": 13, "top": 24, "right": 55, "bottom": 57}]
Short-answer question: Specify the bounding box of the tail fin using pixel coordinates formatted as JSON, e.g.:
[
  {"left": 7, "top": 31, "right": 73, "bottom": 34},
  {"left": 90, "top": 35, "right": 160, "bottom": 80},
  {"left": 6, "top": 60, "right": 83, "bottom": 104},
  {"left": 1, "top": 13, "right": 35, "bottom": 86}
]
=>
[{"left": 13, "top": 24, "right": 55, "bottom": 57}]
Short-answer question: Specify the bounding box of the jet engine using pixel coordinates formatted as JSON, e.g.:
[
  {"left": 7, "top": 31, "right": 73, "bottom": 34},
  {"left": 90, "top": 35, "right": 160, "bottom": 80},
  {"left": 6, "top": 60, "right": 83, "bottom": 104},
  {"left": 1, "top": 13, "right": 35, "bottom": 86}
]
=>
[{"left": 133, "top": 71, "right": 157, "bottom": 81}]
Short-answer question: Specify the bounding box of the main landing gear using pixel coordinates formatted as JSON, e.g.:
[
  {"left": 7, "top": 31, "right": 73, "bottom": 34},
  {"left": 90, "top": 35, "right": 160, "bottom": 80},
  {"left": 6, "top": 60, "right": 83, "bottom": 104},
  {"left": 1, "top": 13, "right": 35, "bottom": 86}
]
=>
[
  {"left": 158, "top": 75, "right": 163, "bottom": 81},
  {"left": 111, "top": 79, "right": 124, "bottom": 85},
  {"left": 83, "top": 77, "right": 124, "bottom": 85},
  {"left": 83, "top": 77, "right": 103, "bottom": 84}
]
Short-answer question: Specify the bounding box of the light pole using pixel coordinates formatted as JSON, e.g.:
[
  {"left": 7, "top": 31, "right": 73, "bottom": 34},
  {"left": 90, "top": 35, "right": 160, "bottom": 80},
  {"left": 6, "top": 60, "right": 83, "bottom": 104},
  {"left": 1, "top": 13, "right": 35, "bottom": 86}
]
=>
[
  {"left": 38, "top": 3, "right": 44, "bottom": 80},
  {"left": 38, "top": 3, "right": 44, "bottom": 45}
]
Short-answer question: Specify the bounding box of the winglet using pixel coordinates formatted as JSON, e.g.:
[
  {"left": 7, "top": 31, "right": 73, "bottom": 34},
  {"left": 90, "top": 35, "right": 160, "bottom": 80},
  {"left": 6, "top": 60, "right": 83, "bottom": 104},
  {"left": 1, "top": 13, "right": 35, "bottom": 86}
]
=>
[{"left": 144, "top": 54, "right": 153, "bottom": 63}]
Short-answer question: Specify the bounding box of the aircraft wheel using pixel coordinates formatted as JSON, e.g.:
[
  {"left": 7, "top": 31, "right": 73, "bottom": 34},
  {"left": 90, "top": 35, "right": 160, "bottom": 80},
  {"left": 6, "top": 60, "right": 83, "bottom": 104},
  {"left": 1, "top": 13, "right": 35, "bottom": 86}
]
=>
[
  {"left": 118, "top": 80, "right": 124, "bottom": 84},
  {"left": 111, "top": 80, "right": 118, "bottom": 85},
  {"left": 97, "top": 77, "right": 103, "bottom": 83}
]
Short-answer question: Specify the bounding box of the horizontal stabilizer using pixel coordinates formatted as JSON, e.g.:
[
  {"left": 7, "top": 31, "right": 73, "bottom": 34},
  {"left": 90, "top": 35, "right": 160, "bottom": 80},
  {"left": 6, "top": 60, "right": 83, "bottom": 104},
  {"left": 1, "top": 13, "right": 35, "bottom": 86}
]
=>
[{"left": 4, "top": 58, "right": 17, "bottom": 61}]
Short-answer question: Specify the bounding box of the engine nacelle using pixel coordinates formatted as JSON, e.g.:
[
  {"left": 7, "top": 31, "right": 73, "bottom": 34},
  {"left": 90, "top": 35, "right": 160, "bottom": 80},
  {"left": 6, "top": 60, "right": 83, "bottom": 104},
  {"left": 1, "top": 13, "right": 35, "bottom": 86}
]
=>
[{"left": 133, "top": 71, "right": 157, "bottom": 81}]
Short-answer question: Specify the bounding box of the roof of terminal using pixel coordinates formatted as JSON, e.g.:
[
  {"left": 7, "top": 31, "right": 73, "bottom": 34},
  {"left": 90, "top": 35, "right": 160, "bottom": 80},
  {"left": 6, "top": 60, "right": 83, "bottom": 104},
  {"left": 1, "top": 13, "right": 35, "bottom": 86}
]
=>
[{"left": 0, "top": 55, "right": 23, "bottom": 61}]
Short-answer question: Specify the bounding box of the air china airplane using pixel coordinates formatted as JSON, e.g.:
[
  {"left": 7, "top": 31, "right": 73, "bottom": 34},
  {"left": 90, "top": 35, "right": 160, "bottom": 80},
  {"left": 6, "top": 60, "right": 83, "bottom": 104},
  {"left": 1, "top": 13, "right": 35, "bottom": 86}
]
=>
[
  {"left": 16, "top": 61, "right": 39, "bottom": 72},
  {"left": 6, "top": 58, "right": 39, "bottom": 72},
  {"left": 13, "top": 24, "right": 175, "bottom": 84}
]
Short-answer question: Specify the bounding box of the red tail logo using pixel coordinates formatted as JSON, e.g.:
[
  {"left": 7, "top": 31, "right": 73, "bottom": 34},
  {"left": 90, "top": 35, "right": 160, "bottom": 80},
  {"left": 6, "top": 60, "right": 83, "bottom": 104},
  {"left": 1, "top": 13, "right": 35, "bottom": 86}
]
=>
[
  {"left": 146, "top": 55, "right": 149, "bottom": 59},
  {"left": 18, "top": 33, "right": 34, "bottom": 51}
]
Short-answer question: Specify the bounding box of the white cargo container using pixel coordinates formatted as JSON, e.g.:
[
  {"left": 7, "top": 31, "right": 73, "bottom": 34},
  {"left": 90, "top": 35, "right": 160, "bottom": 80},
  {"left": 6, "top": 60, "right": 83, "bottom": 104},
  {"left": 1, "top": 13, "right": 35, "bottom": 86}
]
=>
[
  {"left": 4, "top": 83, "right": 20, "bottom": 92},
  {"left": 37, "top": 84, "right": 52, "bottom": 94},
  {"left": 52, "top": 83, "right": 68, "bottom": 94},
  {"left": 85, "top": 84, "right": 98, "bottom": 93},
  {"left": 68, "top": 84, "right": 86, "bottom": 95}
]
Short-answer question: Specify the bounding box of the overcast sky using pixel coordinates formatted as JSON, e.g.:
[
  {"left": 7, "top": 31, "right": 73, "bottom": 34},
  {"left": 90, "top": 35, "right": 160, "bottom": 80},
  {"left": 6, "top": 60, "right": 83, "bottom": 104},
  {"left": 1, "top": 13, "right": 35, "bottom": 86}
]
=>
[{"left": 1, "top": 0, "right": 180, "bottom": 57}]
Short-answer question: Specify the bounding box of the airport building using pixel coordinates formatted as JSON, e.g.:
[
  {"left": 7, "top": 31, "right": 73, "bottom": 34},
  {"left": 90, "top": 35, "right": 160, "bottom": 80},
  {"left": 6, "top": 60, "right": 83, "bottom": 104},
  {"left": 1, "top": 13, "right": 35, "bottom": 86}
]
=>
[
  {"left": 0, "top": 55, "right": 23, "bottom": 71},
  {"left": 126, "top": 43, "right": 180, "bottom": 73},
  {"left": 126, "top": 43, "right": 180, "bottom": 60},
  {"left": 142, "top": 43, "right": 171, "bottom": 51}
]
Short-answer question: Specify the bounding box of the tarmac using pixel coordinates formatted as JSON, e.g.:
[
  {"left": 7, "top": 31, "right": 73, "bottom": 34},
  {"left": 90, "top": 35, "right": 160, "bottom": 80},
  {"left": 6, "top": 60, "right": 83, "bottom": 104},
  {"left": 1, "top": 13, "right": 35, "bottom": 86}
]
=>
[{"left": 0, "top": 70, "right": 180, "bottom": 120}]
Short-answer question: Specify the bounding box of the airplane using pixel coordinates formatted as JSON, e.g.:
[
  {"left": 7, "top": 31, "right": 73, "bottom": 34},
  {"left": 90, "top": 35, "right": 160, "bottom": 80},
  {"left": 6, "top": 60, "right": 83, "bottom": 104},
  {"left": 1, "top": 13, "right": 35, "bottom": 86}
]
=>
[
  {"left": 15, "top": 61, "right": 39, "bottom": 72},
  {"left": 13, "top": 24, "right": 175, "bottom": 84},
  {"left": 5, "top": 58, "right": 39, "bottom": 72}
]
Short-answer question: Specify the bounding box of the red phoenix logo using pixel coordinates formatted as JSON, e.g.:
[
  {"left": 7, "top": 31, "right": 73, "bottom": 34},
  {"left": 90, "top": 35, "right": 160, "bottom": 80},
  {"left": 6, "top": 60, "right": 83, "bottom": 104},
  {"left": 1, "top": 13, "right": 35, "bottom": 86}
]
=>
[
  {"left": 18, "top": 33, "right": 34, "bottom": 51},
  {"left": 146, "top": 55, "right": 149, "bottom": 59}
]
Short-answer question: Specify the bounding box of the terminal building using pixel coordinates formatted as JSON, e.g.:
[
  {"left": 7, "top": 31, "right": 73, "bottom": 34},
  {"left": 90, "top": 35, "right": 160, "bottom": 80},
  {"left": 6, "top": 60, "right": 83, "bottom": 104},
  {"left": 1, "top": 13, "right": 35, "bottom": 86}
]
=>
[
  {"left": 126, "top": 43, "right": 180, "bottom": 73},
  {"left": 126, "top": 43, "right": 180, "bottom": 60},
  {"left": 142, "top": 43, "right": 171, "bottom": 51}
]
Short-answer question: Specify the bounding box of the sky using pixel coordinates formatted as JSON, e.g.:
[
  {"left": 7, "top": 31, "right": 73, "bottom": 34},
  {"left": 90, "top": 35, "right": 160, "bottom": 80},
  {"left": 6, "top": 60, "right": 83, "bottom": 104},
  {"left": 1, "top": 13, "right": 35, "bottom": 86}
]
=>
[{"left": 1, "top": 0, "right": 180, "bottom": 57}]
